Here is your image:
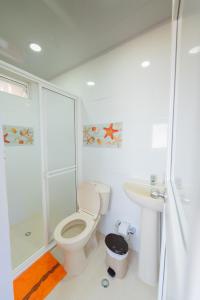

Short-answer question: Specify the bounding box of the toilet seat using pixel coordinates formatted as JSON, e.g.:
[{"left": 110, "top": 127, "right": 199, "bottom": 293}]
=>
[{"left": 54, "top": 212, "right": 95, "bottom": 246}]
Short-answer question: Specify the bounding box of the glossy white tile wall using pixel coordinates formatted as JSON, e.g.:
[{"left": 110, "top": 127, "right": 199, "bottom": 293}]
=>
[{"left": 52, "top": 22, "right": 171, "bottom": 251}]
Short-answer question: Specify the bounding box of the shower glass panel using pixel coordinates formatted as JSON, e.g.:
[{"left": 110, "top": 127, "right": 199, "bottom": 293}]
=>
[
  {"left": 48, "top": 172, "right": 76, "bottom": 234},
  {"left": 172, "top": 0, "right": 200, "bottom": 244},
  {"left": 0, "top": 82, "right": 44, "bottom": 269},
  {"left": 42, "top": 88, "right": 76, "bottom": 240}
]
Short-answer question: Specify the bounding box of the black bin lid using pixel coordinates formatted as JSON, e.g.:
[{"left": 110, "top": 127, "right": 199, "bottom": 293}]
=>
[{"left": 105, "top": 233, "right": 128, "bottom": 255}]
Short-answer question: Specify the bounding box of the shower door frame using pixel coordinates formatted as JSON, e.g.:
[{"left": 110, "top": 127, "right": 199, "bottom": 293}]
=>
[{"left": 0, "top": 59, "right": 80, "bottom": 279}]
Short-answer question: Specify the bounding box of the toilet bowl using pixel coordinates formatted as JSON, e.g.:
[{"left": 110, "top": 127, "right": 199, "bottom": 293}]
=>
[{"left": 54, "top": 181, "right": 110, "bottom": 276}]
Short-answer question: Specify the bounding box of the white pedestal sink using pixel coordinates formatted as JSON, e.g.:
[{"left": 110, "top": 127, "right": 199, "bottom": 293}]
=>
[{"left": 123, "top": 179, "right": 165, "bottom": 286}]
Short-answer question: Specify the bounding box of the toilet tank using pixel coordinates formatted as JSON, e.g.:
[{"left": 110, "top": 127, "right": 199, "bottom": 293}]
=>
[{"left": 90, "top": 182, "right": 110, "bottom": 215}]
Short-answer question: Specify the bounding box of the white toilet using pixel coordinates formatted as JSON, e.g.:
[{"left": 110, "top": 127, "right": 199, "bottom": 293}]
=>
[{"left": 54, "top": 181, "right": 110, "bottom": 276}]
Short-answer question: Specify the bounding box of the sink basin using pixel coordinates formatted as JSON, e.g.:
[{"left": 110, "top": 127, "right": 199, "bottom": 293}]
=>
[
  {"left": 123, "top": 179, "right": 165, "bottom": 286},
  {"left": 123, "top": 180, "right": 165, "bottom": 212}
]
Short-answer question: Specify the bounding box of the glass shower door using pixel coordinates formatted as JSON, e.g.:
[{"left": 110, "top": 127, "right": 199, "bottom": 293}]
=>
[
  {"left": 42, "top": 88, "right": 77, "bottom": 240},
  {"left": 0, "top": 81, "right": 44, "bottom": 269},
  {"left": 166, "top": 0, "right": 200, "bottom": 299}
]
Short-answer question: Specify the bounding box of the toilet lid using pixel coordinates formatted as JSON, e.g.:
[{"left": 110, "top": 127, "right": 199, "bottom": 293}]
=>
[
  {"left": 105, "top": 233, "right": 128, "bottom": 255},
  {"left": 77, "top": 182, "right": 100, "bottom": 219}
]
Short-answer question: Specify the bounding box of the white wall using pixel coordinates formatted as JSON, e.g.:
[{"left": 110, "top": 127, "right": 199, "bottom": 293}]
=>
[{"left": 52, "top": 22, "right": 171, "bottom": 251}]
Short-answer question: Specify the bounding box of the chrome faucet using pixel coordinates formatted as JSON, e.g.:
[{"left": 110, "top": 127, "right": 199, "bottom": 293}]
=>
[{"left": 151, "top": 189, "right": 167, "bottom": 201}]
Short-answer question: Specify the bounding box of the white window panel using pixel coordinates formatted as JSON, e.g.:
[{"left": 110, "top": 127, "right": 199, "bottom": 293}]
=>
[{"left": 0, "top": 76, "right": 28, "bottom": 98}]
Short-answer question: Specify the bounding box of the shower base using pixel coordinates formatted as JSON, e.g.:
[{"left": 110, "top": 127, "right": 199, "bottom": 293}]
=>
[{"left": 10, "top": 214, "right": 44, "bottom": 269}]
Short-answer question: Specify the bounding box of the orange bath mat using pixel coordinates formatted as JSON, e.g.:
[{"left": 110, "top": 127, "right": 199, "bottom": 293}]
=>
[{"left": 13, "top": 252, "right": 66, "bottom": 300}]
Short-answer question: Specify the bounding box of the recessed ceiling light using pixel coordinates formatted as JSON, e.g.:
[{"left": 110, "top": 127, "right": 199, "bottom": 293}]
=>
[
  {"left": 86, "top": 81, "right": 95, "bottom": 86},
  {"left": 29, "top": 43, "right": 42, "bottom": 52},
  {"left": 141, "top": 61, "right": 151, "bottom": 68},
  {"left": 189, "top": 46, "right": 200, "bottom": 55}
]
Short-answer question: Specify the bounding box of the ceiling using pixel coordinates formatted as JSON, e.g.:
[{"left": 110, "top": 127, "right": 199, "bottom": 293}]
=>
[{"left": 0, "top": 0, "right": 172, "bottom": 80}]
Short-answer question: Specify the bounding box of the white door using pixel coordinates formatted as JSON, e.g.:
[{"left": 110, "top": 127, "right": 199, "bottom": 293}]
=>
[{"left": 165, "top": 0, "right": 200, "bottom": 299}]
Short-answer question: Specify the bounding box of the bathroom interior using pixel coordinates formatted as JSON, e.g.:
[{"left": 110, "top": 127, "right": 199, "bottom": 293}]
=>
[{"left": 0, "top": 0, "right": 200, "bottom": 299}]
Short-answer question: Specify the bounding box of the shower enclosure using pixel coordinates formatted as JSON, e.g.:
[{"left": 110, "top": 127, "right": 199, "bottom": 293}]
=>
[
  {"left": 160, "top": 0, "right": 200, "bottom": 299},
  {"left": 0, "top": 63, "right": 77, "bottom": 275}
]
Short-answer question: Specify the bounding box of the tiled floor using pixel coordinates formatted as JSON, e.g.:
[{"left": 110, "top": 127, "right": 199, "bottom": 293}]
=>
[
  {"left": 10, "top": 214, "right": 44, "bottom": 269},
  {"left": 47, "top": 235, "right": 157, "bottom": 300}
]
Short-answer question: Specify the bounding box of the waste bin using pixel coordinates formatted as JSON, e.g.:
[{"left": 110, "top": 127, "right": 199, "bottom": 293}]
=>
[{"left": 105, "top": 233, "right": 129, "bottom": 279}]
